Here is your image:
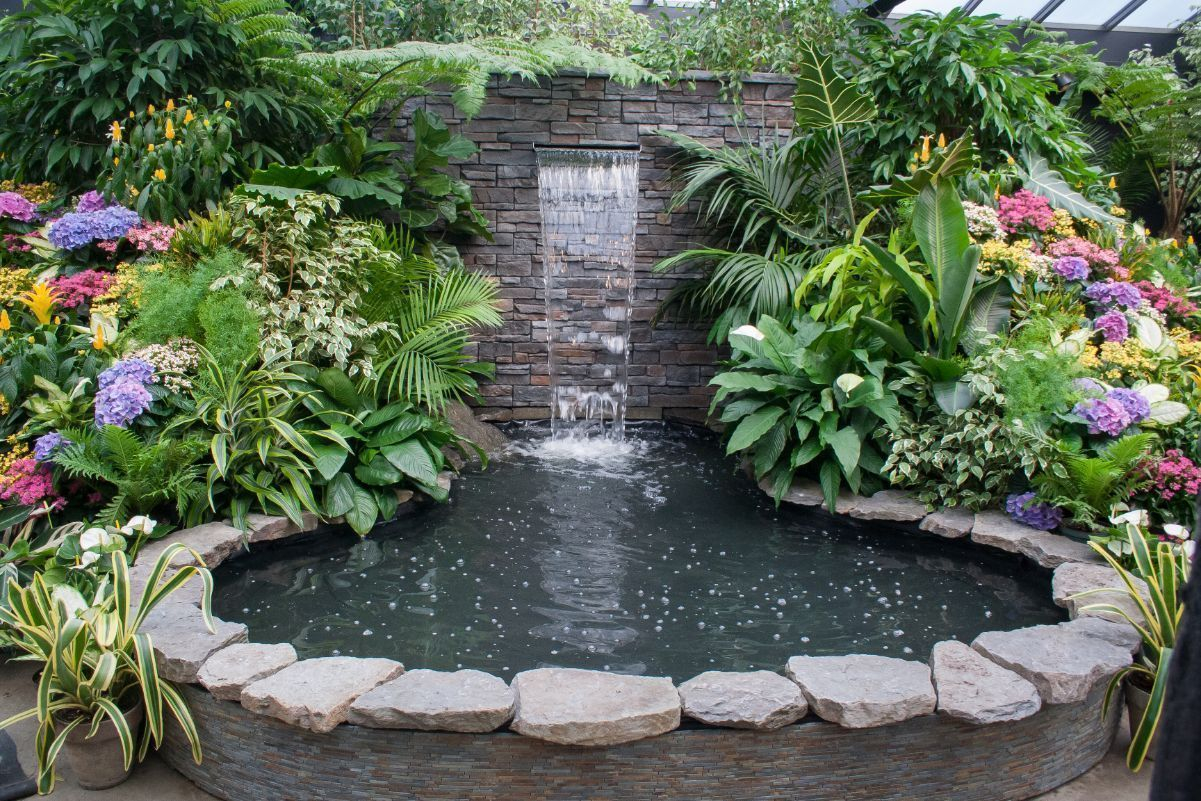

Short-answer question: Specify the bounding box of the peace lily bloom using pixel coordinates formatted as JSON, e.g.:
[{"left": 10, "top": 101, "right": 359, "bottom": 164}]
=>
[
  {"left": 730, "top": 324, "right": 764, "bottom": 341},
  {"left": 835, "top": 373, "right": 864, "bottom": 394},
  {"left": 18, "top": 283, "right": 58, "bottom": 325}
]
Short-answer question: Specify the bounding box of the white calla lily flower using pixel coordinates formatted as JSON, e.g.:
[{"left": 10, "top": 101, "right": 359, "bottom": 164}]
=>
[
  {"left": 731, "top": 324, "right": 764, "bottom": 341},
  {"left": 835, "top": 373, "right": 864, "bottom": 394},
  {"left": 79, "top": 526, "right": 112, "bottom": 551},
  {"left": 1163, "top": 524, "right": 1190, "bottom": 542},
  {"left": 124, "top": 515, "right": 156, "bottom": 534},
  {"left": 1110, "top": 508, "right": 1149, "bottom": 527}
]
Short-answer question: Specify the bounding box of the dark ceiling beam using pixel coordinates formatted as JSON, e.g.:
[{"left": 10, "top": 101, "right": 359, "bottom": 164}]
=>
[
  {"left": 1031, "top": 0, "right": 1069, "bottom": 24},
  {"left": 861, "top": 0, "right": 906, "bottom": 18},
  {"left": 1103, "top": 0, "right": 1149, "bottom": 31},
  {"left": 961, "top": 0, "right": 985, "bottom": 13}
]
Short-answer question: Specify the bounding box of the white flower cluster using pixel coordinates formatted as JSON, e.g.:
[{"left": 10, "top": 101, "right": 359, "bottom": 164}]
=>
[{"left": 129, "top": 338, "right": 201, "bottom": 393}]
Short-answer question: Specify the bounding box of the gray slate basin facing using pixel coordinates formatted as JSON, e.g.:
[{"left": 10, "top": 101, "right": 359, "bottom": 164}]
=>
[{"left": 139, "top": 473, "right": 1123, "bottom": 748}]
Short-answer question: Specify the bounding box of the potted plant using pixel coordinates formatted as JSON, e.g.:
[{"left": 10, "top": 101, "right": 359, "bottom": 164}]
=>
[
  {"left": 0, "top": 543, "right": 213, "bottom": 792},
  {"left": 1078, "top": 518, "right": 1191, "bottom": 771}
]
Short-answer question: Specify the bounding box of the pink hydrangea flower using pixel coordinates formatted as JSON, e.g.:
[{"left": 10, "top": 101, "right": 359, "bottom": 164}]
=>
[
  {"left": 0, "top": 458, "right": 64, "bottom": 509},
  {"left": 0, "top": 192, "right": 37, "bottom": 223},
  {"left": 48, "top": 269, "right": 116, "bottom": 310},
  {"left": 1047, "top": 238, "right": 1125, "bottom": 279},
  {"left": 1145, "top": 450, "right": 1201, "bottom": 502},
  {"left": 997, "top": 190, "right": 1055, "bottom": 233}
]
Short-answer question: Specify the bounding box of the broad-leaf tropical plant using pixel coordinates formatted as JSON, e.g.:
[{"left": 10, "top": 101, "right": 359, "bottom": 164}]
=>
[
  {"left": 1081, "top": 521, "right": 1189, "bottom": 771},
  {"left": 711, "top": 315, "right": 901, "bottom": 510},
  {"left": 0, "top": 544, "right": 214, "bottom": 793}
]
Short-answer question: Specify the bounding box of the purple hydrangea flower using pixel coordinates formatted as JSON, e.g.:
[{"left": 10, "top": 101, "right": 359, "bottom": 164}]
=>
[
  {"left": 47, "top": 206, "right": 140, "bottom": 250},
  {"left": 74, "top": 191, "right": 109, "bottom": 213},
  {"left": 1094, "top": 309, "right": 1129, "bottom": 343},
  {"left": 1005, "top": 492, "right": 1064, "bottom": 531},
  {"left": 94, "top": 378, "right": 152, "bottom": 427},
  {"left": 1052, "top": 256, "right": 1090, "bottom": 282},
  {"left": 33, "top": 432, "right": 70, "bottom": 462},
  {"left": 97, "top": 358, "right": 155, "bottom": 390},
  {"left": 1107, "top": 388, "right": 1150, "bottom": 424},
  {"left": 1073, "top": 397, "right": 1134, "bottom": 436},
  {"left": 0, "top": 192, "right": 37, "bottom": 223},
  {"left": 1085, "top": 280, "right": 1142, "bottom": 310}
]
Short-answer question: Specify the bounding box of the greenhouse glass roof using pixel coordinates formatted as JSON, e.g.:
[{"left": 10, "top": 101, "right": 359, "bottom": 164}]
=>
[{"left": 885, "top": 0, "right": 1193, "bottom": 31}]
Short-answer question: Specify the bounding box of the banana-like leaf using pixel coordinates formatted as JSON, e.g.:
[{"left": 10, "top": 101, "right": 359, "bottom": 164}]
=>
[
  {"left": 1021, "top": 154, "right": 1122, "bottom": 226},
  {"left": 792, "top": 43, "right": 877, "bottom": 129}
]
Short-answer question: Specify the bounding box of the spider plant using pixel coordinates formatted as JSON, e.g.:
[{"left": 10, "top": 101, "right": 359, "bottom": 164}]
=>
[
  {"left": 0, "top": 543, "right": 214, "bottom": 793},
  {"left": 1081, "top": 523, "right": 1189, "bottom": 771}
]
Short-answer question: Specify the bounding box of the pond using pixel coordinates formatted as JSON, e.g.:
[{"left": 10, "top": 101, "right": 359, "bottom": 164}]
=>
[{"left": 213, "top": 424, "right": 1064, "bottom": 679}]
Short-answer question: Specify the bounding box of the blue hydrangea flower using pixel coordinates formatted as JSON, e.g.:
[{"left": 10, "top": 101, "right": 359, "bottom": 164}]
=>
[
  {"left": 1073, "top": 397, "right": 1133, "bottom": 436},
  {"left": 1052, "top": 256, "right": 1089, "bottom": 282},
  {"left": 94, "top": 378, "right": 152, "bottom": 428},
  {"left": 47, "top": 206, "right": 140, "bottom": 250},
  {"left": 1005, "top": 492, "right": 1064, "bottom": 531},
  {"left": 1084, "top": 280, "right": 1142, "bottom": 310},
  {"left": 33, "top": 432, "right": 71, "bottom": 462},
  {"left": 97, "top": 358, "right": 155, "bottom": 390},
  {"left": 1106, "top": 388, "right": 1150, "bottom": 424}
]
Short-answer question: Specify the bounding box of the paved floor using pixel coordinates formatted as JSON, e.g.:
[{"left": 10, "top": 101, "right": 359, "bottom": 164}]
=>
[{"left": 0, "top": 661, "right": 1151, "bottom": 800}]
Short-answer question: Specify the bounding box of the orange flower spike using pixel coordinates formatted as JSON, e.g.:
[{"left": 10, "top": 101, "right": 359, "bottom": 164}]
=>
[
  {"left": 919, "top": 135, "right": 932, "bottom": 163},
  {"left": 166, "top": 98, "right": 175, "bottom": 112},
  {"left": 183, "top": 109, "right": 195, "bottom": 124},
  {"left": 110, "top": 121, "right": 122, "bottom": 143},
  {"left": 0, "top": 309, "right": 9, "bottom": 332},
  {"left": 153, "top": 168, "right": 166, "bottom": 181},
  {"left": 165, "top": 119, "right": 175, "bottom": 140},
  {"left": 937, "top": 132, "right": 946, "bottom": 148},
  {"left": 147, "top": 103, "right": 155, "bottom": 115},
  {"left": 1108, "top": 177, "right": 1118, "bottom": 190},
  {"left": 92, "top": 325, "right": 105, "bottom": 351}
]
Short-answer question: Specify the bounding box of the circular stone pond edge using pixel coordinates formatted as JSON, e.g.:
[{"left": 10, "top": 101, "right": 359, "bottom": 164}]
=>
[{"left": 136, "top": 469, "right": 1148, "bottom": 801}]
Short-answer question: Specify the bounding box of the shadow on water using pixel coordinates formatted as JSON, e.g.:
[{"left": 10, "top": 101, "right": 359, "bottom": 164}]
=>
[{"left": 213, "top": 423, "right": 1064, "bottom": 680}]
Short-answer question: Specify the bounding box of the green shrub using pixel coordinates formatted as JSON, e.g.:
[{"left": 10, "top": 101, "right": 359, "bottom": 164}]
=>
[{"left": 995, "top": 328, "right": 1084, "bottom": 431}]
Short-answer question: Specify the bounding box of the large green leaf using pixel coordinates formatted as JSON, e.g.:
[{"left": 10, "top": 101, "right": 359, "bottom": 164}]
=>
[
  {"left": 342, "top": 482, "right": 381, "bottom": 536},
  {"left": 913, "top": 181, "right": 975, "bottom": 355},
  {"left": 1021, "top": 155, "right": 1121, "bottom": 227},
  {"left": 354, "top": 455, "right": 402, "bottom": 487},
  {"left": 324, "top": 473, "right": 359, "bottom": 518},
  {"left": 381, "top": 440, "right": 438, "bottom": 485},
  {"left": 823, "top": 427, "right": 861, "bottom": 476},
  {"left": 308, "top": 440, "right": 349, "bottom": 481},
  {"left": 726, "top": 407, "right": 786, "bottom": 453},
  {"left": 792, "top": 43, "right": 877, "bottom": 129}
]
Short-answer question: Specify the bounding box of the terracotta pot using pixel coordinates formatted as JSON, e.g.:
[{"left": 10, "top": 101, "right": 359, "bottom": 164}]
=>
[
  {"left": 1126, "top": 682, "right": 1158, "bottom": 762},
  {"left": 61, "top": 700, "right": 144, "bottom": 790}
]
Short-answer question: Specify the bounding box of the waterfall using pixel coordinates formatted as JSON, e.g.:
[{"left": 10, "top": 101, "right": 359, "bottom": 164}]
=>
[{"left": 536, "top": 147, "right": 639, "bottom": 441}]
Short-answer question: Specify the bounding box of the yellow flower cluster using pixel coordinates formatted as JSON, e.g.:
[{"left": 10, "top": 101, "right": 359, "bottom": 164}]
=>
[
  {"left": 1171, "top": 328, "right": 1201, "bottom": 363},
  {"left": 91, "top": 262, "right": 143, "bottom": 318},
  {"left": 1049, "top": 208, "right": 1076, "bottom": 240},
  {"left": 0, "top": 268, "right": 33, "bottom": 305},
  {"left": 979, "top": 239, "right": 1034, "bottom": 276},
  {"left": 0, "top": 395, "right": 8, "bottom": 416},
  {"left": 0, "top": 181, "right": 56, "bottom": 205},
  {"left": 0, "top": 437, "right": 30, "bottom": 476},
  {"left": 1080, "top": 340, "right": 1157, "bottom": 381}
]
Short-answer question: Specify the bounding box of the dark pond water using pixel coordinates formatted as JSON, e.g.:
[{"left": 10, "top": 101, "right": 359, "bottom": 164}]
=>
[{"left": 213, "top": 424, "right": 1064, "bottom": 680}]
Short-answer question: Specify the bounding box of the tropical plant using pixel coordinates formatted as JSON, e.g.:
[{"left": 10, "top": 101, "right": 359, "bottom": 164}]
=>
[
  {"left": 361, "top": 230, "right": 503, "bottom": 409},
  {"left": 245, "top": 111, "right": 488, "bottom": 236},
  {"left": 227, "top": 191, "right": 393, "bottom": 375},
  {"left": 859, "top": 140, "right": 1013, "bottom": 412},
  {"left": 883, "top": 365, "right": 1059, "bottom": 510},
  {"left": 711, "top": 315, "right": 901, "bottom": 509},
  {"left": 168, "top": 352, "right": 332, "bottom": 531},
  {"left": 652, "top": 130, "right": 842, "bottom": 341},
  {"left": 794, "top": 212, "right": 907, "bottom": 328},
  {"left": 0, "top": 326, "right": 107, "bottom": 439},
  {"left": 1032, "top": 433, "right": 1156, "bottom": 531},
  {"left": 293, "top": 366, "right": 477, "bottom": 534},
  {"left": 0, "top": 0, "right": 324, "bottom": 186},
  {"left": 1095, "top": 50, "right": 1201, "bottom": 240},
  {"left": 100, "top": 101, "right": 243, "bottom": 221},
  {"left": 1084, "top": 522, "right": 1190, "bottom": 771},
  {"left": 0, "top": 544, "right": 214, "bottom": 794},
  {"left": 852, "top": 9, "right": 1101, "bottom": 183},
  {"left": 297, "top": 0, "right": 407, "bottom": 50},
  {"left": 51, "top": 427, "right": 208, "bottom": 525}
]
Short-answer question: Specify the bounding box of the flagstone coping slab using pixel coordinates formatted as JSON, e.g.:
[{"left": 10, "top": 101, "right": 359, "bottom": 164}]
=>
[
  {"left": 678, "top": 670, "right": 807, "bottom": 730},
  {"left": 1052, "top": 562, "right": 1149, "bottom": 625},
  {"left": 197, "top": 643, "right": 299, "bottom": 702},
  {"left": 348, "top": 669, "right": 514, "bottom": 732},
  {"left": 140, "top": 605, "right": 249, "bottom": 684},
  {"left": 510, "top": 668, "right": 681, "bottom": 745},
  {"left": 970, "top": 512, "right": 1099, "bottom": 569},
  {"left": 930, "top": 641, "right": 1041, "bottom": 725},
  {"left": 785, "top": 655, "right": 936, "bottom": 729},
  {"left": 971, "top": 624, "right": 1133, "bottom": 705},
  {"left": 240, "top": 657, "right": 404, "bottom": 733},
  {"left": 920, "top": 508, "right": 975, "bottom": 539}
]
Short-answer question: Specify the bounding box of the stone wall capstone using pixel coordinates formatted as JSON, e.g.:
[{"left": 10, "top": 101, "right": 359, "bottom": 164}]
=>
[{"left": 384, "top": 72, "right": 797, "bottom": 421}]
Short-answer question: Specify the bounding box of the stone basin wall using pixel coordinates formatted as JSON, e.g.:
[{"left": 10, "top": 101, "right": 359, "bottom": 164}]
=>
[
  {"left": 142, "top": 470, "right": 1147, "bottom": 801},
  {"left": 380, "top": 71, "right": 797, "bottom": 422}
]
